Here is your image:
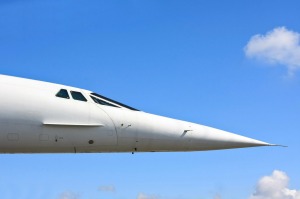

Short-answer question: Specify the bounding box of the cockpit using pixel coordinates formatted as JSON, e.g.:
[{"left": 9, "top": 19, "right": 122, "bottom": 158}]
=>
[{"left": 55, "top": 89, "right": 139, "bottom": 111}]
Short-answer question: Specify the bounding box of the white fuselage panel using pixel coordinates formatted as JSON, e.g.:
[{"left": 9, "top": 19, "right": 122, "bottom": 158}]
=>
[{"left": 0, "top": 75, "right": 271, "bottom": 153}]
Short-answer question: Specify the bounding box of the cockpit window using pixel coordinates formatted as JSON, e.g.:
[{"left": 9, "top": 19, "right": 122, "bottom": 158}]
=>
[
  {"left": 71, "top": 91, "right": 87, "bottom": 102},
  {"left": 56, "top": 89, "right": 70, "bottom": 99},
  {"left": 90, "top": 95, "right": 120, "bottom": 108},
  {"left": 91, "top": 93, "right": 139, "bottom": 111}
]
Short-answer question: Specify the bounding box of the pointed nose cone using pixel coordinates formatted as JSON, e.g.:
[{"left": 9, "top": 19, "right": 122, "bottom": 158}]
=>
[{"left": 189, "top": 125, "right": 273, "bottom": 150}]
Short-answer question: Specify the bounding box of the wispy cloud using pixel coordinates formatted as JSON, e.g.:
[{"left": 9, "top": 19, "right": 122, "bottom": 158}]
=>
[
  {"left": 249, "top": 170, "right": 300, "bottom": 199},
  {"left": 98, "top": 185, "right": 116, "bottom": 192},
  {"left": 58, "top": 191, "right": 80, "bottom": 199},
  {"left": 244, "top": 27, "right": 300, "bottom": 76},
  {"left": 137, "top": 193, "right": 160, "bottom": 199}
]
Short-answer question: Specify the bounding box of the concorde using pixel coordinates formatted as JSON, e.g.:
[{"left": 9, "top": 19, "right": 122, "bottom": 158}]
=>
[{"left": 0, "top": 74, "right": 273, "bottom": 153}]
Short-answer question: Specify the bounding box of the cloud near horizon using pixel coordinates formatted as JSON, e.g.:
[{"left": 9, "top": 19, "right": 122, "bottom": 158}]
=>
[
  {"left": 98, "top": 185, "right": 116, "bottom": 192},
  {"left": 249, "top": 170, "right": 300, "bottom": 199},
  {"left": 214, "top": 194, "right": 222, "bottom": 199},
  {"left": 244, "top": 27, "right": 300, "bottom": 76},
  {"left": 137, "top": 193, "right": 160, "bottom": 199},
  {"left": 58, "top": 191, "right": 80, "bottom": 199}
]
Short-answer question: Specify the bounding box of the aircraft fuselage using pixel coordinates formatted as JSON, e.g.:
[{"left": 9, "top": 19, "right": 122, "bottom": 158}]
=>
[{"left": 0, "top": 75, "right": 272, "bottom": 153}]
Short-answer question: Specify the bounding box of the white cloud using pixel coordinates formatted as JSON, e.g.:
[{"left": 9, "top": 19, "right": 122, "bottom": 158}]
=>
[
  {"left": 214, "top": 194, "right": 222, "bottom": 199},
  {"left": 137, "top": 193, "right": 160, "bottom": 199},
  {"left": 58, "top": 191, "right": 80, "bottom": 199},
  {"left": 249, "top": 170, "right": 300, "bottom": 199},
  {"left": 98, "top": 185, "right": 116, "bottom": 192},
  {"left": 244, "top": 27, "right": 300, "bottom": 76}
]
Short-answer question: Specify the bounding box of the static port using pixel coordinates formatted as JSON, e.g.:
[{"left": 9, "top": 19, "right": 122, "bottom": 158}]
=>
[{"left": 88, "top": 140, "right": 94, "bottom": 144}]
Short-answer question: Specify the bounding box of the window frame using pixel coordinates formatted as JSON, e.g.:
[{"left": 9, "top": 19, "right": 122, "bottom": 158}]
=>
[
  {"left": 70, "top": 91, "right": 88, "bottom": 102},
  {"left": 90, "top": 92, "right": 139, "bottom": 111},
  {"left": 90, "top": 95, "right": 120, "bottom": 108},
  {"left": 56, "top": 89, "right": 70, "bottom": 99}
]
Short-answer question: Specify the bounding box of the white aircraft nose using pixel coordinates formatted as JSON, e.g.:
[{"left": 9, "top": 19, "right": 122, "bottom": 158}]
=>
[{"left": 185, "top": 125, "right": 274, "bottom": 150}]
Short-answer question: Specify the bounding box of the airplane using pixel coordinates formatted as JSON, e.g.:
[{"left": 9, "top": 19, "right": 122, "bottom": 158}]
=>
[{"left": 0, "top": 74, "right": 275, "bottom": 153}]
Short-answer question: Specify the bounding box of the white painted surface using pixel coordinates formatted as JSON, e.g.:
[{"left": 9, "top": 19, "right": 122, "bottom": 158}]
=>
[{"left": 0, "top": 74, "right": 272, "bottom": 153}]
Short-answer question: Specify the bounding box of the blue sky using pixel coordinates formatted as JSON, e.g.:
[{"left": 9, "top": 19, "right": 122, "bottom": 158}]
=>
[{"left": 1, "top": 1, "right": 300, "bottom": 199}]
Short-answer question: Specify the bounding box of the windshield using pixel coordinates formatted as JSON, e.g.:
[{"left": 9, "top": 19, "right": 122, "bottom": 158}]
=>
[{"left": 91, "top": 93, "right": 139, "bottom": 111}]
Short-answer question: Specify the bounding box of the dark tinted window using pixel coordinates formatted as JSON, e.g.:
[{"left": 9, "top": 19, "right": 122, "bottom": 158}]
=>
[
  {"left": 56, "top": 89, "right": 70, "bottom": 99},
  {"left": 71, "top": 91, "right": 87, "bottom": 102},
  {"left": 91, "top": 93, "right": 139, "bottom": 111},
  {"left": 90, "top": 96, "right": 120, "bottom": 108}
]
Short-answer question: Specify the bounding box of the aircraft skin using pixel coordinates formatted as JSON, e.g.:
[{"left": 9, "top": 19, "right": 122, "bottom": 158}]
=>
[{"left": 0, "top": 74, "right": 273, "bottom": 153}]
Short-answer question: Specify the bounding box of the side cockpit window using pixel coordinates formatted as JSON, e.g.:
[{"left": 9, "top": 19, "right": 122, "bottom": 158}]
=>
[
  {"left": 56, "top": 89, "right": 70, "bottom": 99},
  {"left": 71, "top": 91, "right": 87, "bottom": 102}
]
